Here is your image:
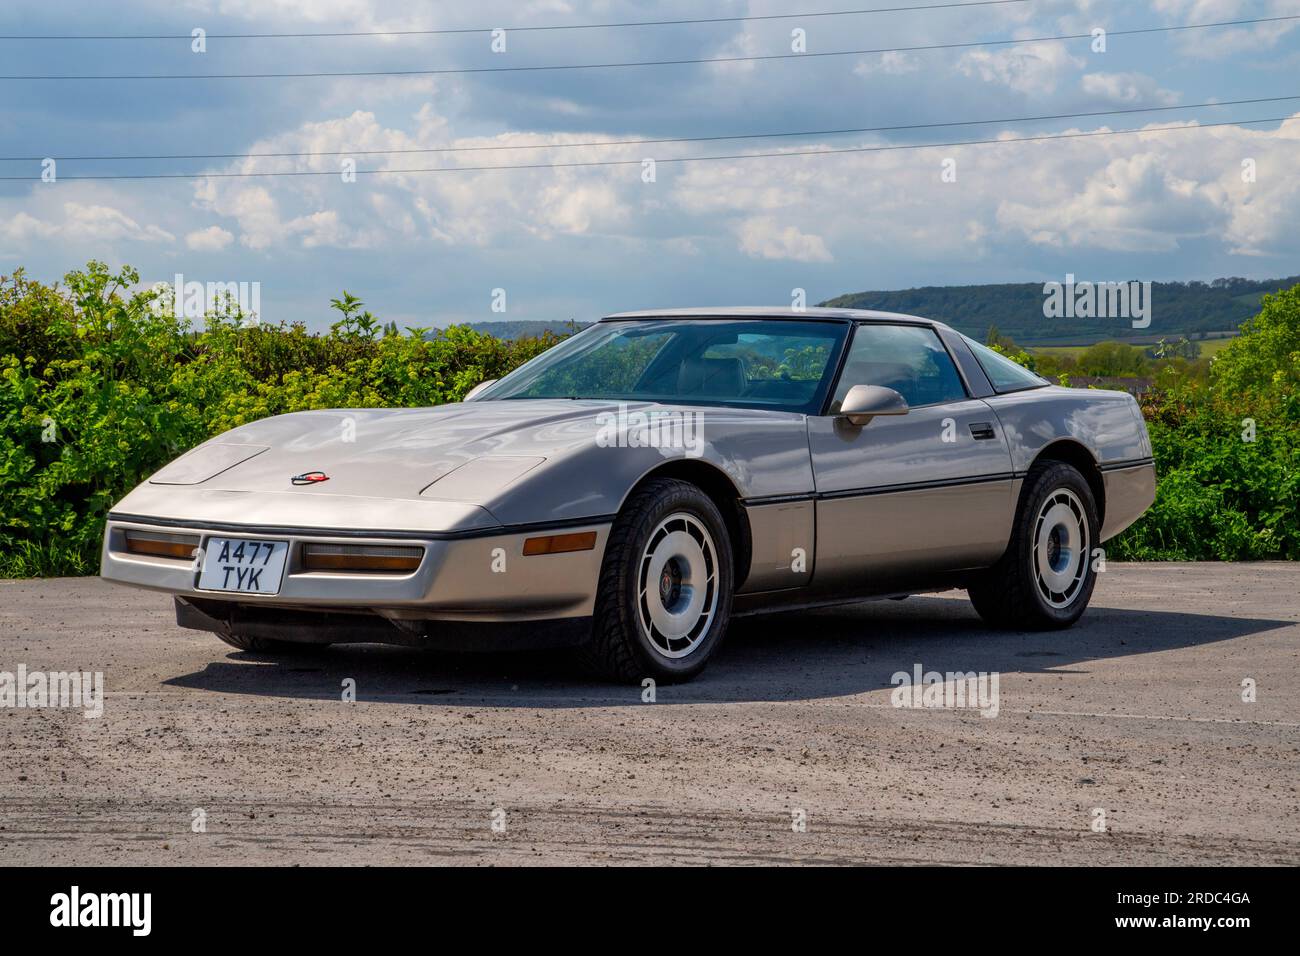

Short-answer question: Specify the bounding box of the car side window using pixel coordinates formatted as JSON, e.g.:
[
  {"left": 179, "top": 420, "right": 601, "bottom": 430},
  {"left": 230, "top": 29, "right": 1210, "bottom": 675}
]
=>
[
  {"left": 961, "top": 335, "right": 1049, "bottom": 392},
  {"left": 830, "top": 324, "right": 968, "bottom": 410}
]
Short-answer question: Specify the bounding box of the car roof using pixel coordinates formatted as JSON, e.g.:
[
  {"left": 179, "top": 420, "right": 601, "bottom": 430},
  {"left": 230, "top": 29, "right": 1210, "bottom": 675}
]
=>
[{"left": 600, "top": 306, "right": 947, "bottom": 328}]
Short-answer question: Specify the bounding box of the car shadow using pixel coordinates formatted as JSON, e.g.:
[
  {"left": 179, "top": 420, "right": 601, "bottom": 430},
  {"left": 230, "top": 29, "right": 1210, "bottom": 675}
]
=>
[{"left": 162, "top": 594, "right": 1293, "bottom": 707}]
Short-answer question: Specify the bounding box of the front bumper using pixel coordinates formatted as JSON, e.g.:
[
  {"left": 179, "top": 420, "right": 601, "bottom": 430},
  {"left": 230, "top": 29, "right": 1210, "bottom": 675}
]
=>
[
  {"left": 1099, "top": 460, "right": 1157, "bottom": 542},
  {"left": 100, "top": 514, "right": 610, "bottom": 626}
]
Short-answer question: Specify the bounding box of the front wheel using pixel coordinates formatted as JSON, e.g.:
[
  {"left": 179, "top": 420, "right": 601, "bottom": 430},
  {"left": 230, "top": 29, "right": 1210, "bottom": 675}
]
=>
[
  {"left": 968, "top": 462, "right": 1100, "bottom": 630},
  {"left": 580, "top": 478, "right": 733, "bottom": 683}
]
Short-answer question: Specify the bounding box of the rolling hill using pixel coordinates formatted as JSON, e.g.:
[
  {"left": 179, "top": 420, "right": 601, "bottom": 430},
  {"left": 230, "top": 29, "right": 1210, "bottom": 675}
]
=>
[
  {"left": 820, "top": 275, "right": 1298, "bottom": 345},
  {"left": 460, "top": 275, "right": 1298, "bottom": 345}
]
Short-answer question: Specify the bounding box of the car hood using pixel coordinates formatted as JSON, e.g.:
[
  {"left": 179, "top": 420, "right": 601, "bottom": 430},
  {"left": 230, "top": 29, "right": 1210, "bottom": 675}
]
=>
[
  {"left": 147, "top": 400, "right": 657, "bottom": 500},
  {"left": 114, "top": 398, "right": 816, "bottom": 534}
]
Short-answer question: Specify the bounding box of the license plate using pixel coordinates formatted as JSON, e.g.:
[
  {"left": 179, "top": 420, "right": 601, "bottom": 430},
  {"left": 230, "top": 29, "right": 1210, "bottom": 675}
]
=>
[{"left": 197, "top": 537, "right": 289, "bottom": 594}]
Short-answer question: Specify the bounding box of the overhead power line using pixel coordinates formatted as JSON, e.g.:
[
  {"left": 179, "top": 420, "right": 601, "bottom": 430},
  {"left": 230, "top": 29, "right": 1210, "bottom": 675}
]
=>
[
  {"left": 0, "top": 1, "right": 1029, "bottom": 40},
  {"left": 2, "top": 116, "right": 1290, "bottom": 181},
  {"left": 4, "top": 94, "right": 1297, "bottom": 163},
  {"left": 0, "top": 15, "right": 1294, "bottom": 80}
]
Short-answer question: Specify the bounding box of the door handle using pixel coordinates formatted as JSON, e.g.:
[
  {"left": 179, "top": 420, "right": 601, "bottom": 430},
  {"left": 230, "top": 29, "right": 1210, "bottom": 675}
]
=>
[{"left": 969, "top": 422, "right": 996, "bottom": 440}]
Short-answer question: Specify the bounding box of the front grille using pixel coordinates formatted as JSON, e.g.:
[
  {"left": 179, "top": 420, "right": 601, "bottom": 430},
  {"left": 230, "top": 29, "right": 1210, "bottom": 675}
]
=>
[{"left": 299, "top": 543, "right": 424, "bottom": 574}]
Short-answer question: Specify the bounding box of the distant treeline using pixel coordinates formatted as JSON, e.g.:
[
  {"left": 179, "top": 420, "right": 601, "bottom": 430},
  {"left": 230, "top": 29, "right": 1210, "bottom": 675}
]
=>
[
  {"left": 461, "top": 276, "right": 1298, "bottom": 346},
  {"left": 3, "top": 262, "right": 1299, "bottom": 572},
  {"left": 820, "top": 275, "right": 1300, "bottom": 345},
  {"left": 460, "top": 319, "right": 591, "bottom": 340}
]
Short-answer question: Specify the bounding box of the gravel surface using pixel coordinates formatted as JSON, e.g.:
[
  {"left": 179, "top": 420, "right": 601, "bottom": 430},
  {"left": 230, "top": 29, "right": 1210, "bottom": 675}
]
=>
[{"left": 1, "top": 564, "right": 1297, "bottom": 865}]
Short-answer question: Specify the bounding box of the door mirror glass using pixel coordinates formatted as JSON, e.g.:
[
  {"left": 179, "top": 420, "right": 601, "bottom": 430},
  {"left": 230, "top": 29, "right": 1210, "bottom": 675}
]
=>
[{"left": 837, "top": 384, "right": 909, "bottom": 426}]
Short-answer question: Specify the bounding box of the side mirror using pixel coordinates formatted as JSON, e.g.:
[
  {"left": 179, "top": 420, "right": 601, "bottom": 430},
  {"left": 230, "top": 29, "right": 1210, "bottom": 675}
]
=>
[
  {"left": 836, "top": 385, "right": 909, "bottom": 426},
  {"left": 463, "top": 379, "right": 497, "bottom": 402}
]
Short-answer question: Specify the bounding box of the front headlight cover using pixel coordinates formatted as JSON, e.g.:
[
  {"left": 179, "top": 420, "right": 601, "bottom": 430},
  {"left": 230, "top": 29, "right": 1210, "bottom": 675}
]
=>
[
  {"left": 149, "top": 443, "right": 269, "bottom": 485},
  {"left": 420, "top": 456, "right": 545, "bottom": 500}
]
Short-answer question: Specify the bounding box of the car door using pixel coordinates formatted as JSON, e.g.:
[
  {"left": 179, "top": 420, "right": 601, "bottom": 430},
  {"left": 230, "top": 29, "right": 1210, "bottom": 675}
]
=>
[{"left": 807, "top": 322, "right": 1016, "bottom": 588}]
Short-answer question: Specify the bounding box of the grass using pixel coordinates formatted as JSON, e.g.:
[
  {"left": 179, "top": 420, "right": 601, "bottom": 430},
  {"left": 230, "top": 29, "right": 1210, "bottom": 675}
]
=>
[
  {"left": 0, "top": 540, "right": 96, "bottom": 578},
  {"left": 1197, "top": 337, "right": 1237, "bottom": 357},
  {"left": 1028, "top": 336, "right": 1237, "bottom": 359}
]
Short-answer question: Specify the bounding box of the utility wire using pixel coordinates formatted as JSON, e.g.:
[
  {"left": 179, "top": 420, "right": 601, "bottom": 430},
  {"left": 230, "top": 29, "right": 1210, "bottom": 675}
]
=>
[
  {"left": 0, "top": 1, "right": 1029, "bottom": 40},
  {"left": 4, "top": 94, "right": 1296, "bottom": 162},
  {"left": 0, "top": 15, "right": 1294, "bottom": 79},
  {"left": 2, "top": 116, "right": 1289, "bottom": 181}
]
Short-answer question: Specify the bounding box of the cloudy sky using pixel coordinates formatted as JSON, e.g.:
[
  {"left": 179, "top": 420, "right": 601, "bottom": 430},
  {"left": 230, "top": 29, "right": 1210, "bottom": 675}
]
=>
[{"left": 1, "top": 0, "right": 1297, "bottom": 329}]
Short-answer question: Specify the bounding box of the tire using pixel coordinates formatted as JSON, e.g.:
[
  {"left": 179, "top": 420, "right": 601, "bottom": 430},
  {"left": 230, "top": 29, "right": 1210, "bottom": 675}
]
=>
[
  {"left": 968, "top": 461, "right": 1100, "bottom": 630},
  {"left": 580, "top": 478, "right": 733, "bottom": 683}
]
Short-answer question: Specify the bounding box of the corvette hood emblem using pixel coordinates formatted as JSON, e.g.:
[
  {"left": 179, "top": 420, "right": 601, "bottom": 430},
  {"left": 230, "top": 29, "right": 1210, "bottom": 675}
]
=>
[{"left": 291, "top": 471, "right": 330, "bottom": 485}]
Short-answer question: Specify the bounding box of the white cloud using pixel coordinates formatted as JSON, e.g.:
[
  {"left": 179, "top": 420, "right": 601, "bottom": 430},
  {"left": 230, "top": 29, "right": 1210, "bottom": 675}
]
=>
[
  {"left": 185, "top": 225, "right": 235, "bottom": 251},
  {"left": 997, "top": 152, "right": 1206, "bottom": 252},
  {"left": 1080, "top": 73, "right": 1179, "bottom": 106},
  {"left": 221, "top": 187, "right": 284, "bottom": 251},
  {"left": 3, "top": 0, "right": 1293, "bottom": 325},
  {"left": 197, "top": 0, "right": 421, "bottom": 33},
  {"left": 702, "top": 27, "right": 763, "bottom": 78},
  {"left": 958, "top": 41, "right": 1083, "bottom": 95},
  {"left": 854, "top": 52, "right": 920, "bottom": 77},
  {"left": 736, "top": 217, "right": 832, "bottom": 263},
  {"left": 994, "top": 119, "right": 1300, "bottom": 255},
  {"left": 0, "top": 202, "right": 173, "bottom": 245},
  {"left": 532, "top": 181, "right": 626, "bottom": 236},
  {"left": 198, "top": 183, "right": 359, "bottom": 251},
  {"left": 1150, "top": 0, "right": 1300, "bottom": 58},
  {"left": 291, "top": 209, "right": 347, "bottom": 248},
  {"left": 0, "top": 211, "right": 56, "bottom": 243},
  {"left": 671, "top": 114, "right": 1300, "bottom": 263},
  {"left": 192, "top": 107, "right": 639, "bottom": 250},
  {"left": 61, "top": 203, "right": 174, "bottom": 243}
]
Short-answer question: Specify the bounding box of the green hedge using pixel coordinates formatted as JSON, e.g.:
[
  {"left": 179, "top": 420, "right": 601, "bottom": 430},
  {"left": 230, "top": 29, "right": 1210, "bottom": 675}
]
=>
[
  {"left": 1105, "top": 285, "right": 1300, "bottom": 560},
  {"left": 1107, "top": 404, "right": 1300, "bottom": 560},
  {"left": 2, "top": 262, "right": 1297, "bottom": 575},
  {"left": 0, "top": 262, "right": 553, "bottom": 576}
]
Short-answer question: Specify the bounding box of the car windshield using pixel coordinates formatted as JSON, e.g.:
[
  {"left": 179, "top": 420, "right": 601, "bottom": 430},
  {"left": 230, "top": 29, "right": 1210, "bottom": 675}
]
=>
[{"left": 476, "top": 319, "right": 849, "bottom": 414}]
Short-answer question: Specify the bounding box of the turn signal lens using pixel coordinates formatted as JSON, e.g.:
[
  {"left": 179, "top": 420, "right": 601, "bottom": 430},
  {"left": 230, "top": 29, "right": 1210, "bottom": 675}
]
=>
[
  {"left": 522, "top": 531, "right": 598, "bottom": 556},
  {"left": 300, "top": 544, "right": 424, "bottom": 573},
  {"left": 123, "top": 530, "right": 199, "bottom": 560}
]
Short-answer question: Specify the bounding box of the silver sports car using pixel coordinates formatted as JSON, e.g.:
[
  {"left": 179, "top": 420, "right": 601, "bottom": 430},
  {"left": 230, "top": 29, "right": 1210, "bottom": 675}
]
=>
[{"left": 101, "top": 308, "right": 1156, "bottom": 681}]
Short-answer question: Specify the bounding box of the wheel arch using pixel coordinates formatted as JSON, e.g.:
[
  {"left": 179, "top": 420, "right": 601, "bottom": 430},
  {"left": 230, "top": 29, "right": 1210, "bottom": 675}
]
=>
[
  {"left": 1028, "top": 439, "right": 1105, "bottom": 529},
  {"left": 622, "top": 460, "right": 753, "bottom": 589}
]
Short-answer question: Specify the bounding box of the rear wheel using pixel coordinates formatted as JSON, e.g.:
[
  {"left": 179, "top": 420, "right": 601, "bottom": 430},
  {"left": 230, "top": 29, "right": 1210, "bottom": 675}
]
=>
[
  {"left": 968, "top": 462, "right": 1099, "bottom": 629},
  {"left": 580, "top": 478, "right": 733, "bottom": 683}
]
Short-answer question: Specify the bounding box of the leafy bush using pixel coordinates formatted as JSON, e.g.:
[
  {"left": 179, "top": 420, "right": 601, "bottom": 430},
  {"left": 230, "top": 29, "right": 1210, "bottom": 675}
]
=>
[
  {"left": 1210, "top": 285, "right": 1300, "bottom": 416},
  {"left": 1108, "top": 399, "right": 1300, "bottom": 560},
  {"left": 0, "top": 262, "right": 553, "bottom": 576},
  {"left": 1075, "top": 340, "right": 1149, "bottom": 377},
  {"left": 2, "top": 262, "right": 1297, "bottom": 575},
  {"left": 1108, "top": 284, "right": 1300, "bottom": 560}
]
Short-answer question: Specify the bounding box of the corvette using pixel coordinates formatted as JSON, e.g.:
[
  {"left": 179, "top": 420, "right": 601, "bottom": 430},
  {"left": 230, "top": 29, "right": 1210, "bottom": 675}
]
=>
[{"left": 100, "top": 308, "right": 1156, "bottom": 682}]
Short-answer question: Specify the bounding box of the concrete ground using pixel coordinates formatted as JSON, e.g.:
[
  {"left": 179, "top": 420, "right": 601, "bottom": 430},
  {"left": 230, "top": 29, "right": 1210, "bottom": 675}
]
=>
[{"left": 1, "top": 563, "right": 1297, "bottom": 865}]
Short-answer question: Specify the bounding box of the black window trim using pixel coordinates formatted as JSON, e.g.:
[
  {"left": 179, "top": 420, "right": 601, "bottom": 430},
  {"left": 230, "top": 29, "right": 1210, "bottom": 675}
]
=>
[{"left": 937, "top": 327, "right": 995, "bottom": 399}]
